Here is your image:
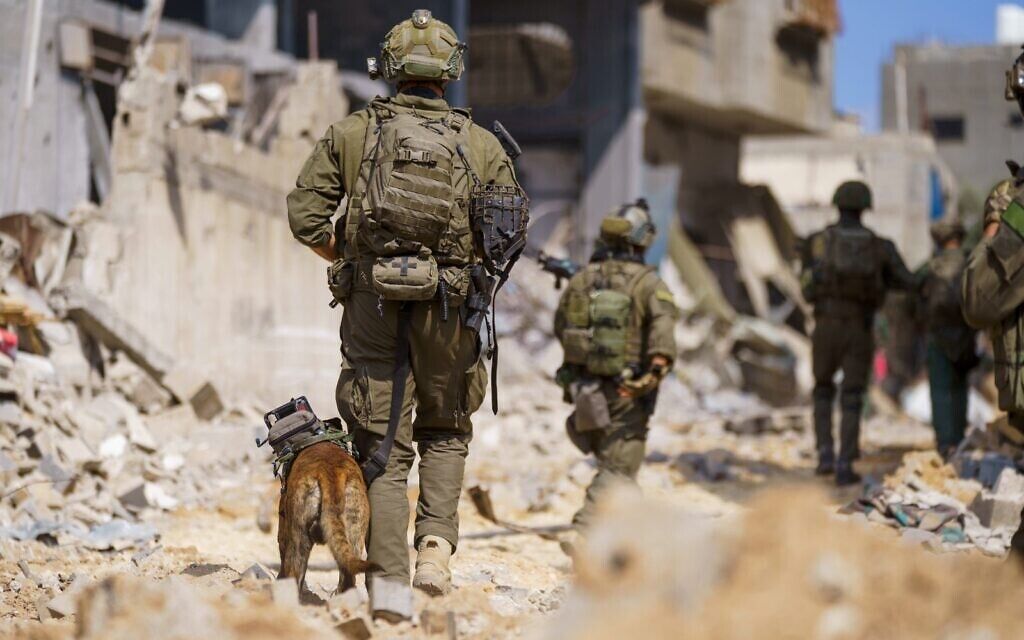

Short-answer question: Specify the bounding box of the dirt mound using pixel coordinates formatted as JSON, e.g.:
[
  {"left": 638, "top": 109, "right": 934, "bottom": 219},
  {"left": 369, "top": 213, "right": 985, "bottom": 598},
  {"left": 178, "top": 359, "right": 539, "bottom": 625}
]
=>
[
  {"left": 551, "top": 486, "right": 1024, "bottom": 639},
  {"left": 16, "top": 574, "right": 336, "bottom": 640}
]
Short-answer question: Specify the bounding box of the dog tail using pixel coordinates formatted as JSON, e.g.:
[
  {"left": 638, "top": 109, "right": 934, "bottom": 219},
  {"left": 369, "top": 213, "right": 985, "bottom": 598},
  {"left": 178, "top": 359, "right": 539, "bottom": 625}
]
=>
[{"left": 321, "top": 469, "right": 373, "bottom": 585}]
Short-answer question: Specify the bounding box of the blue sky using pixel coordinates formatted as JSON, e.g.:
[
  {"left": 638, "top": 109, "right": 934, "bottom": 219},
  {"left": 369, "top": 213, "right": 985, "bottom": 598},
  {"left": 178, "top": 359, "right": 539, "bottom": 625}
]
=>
[{"left": 835, "top": 0, "right": 1016, "bottom": 131}]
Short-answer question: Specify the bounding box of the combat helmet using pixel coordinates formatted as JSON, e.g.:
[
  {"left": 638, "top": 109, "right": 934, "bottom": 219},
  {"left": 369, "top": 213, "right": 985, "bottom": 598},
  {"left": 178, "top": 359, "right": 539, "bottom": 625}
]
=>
[
  {"left": 929, "top": 219, "right": 966, "bottom": 247},
  {"left": 832, "top": 181, "right": 873, "bottom": 212},
  {"left": 599, "top": 199, "right": 657, "bottom": 249},
  {"left": 368, "top": 10, "right": 465, "bottom": 83},
  {"left": 1006, "top": 45, "right": 1024, "bottom": 115}
]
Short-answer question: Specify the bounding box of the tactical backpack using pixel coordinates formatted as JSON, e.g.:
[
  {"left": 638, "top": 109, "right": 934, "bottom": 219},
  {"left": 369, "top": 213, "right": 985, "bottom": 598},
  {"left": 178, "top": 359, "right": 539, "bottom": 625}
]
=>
[
  {"left": 343, "top": 99, "right": 474, "bottom": 293},
  {"left": 560, "top": 263, "right": 652, "bottom": 378},
  {"left": 923, "top": 251, "right": 967, "bottom": 328},
  {"left": 817, "top": 225, "right": 883, "bottom": 305}
]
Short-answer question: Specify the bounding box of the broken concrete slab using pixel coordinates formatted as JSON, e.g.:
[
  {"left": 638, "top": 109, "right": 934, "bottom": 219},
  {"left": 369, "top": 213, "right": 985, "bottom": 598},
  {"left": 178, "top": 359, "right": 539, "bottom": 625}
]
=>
[
  {"left": 238, "top": 562, "right": 274, "bottom": 582},
  {"left": 161, "top": 364, "right": 224, "bottom": 420},
  {"left": 45, "top": 591, "right": 77, "bottom": 619},
  {"left": 49, "top": 284, "right": 174, "bottom": 382},
  {"left": 336, "top": 616, "right": 373, "bottom": 640}
]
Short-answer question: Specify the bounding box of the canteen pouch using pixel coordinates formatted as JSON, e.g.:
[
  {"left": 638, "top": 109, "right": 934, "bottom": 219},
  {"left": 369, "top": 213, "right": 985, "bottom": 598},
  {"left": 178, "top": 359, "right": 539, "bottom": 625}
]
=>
[{"left": 371, "top": 253, "right": 439, "bottom": 301}]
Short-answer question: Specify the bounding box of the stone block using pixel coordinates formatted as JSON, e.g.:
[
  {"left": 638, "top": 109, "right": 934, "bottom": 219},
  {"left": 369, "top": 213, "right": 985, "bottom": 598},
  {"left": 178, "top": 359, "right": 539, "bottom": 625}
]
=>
[
  {"left": 45, "top": 591, "right": 77, "bottom": 619},
  {"left": 336, "top": 616, "right": 373, "bottom": 640},
  {"left": 970, "top": 493, "right": 1024, "bottom": 529},
  {"left": 161, "top": 365, "right": 224, "bottom": 420}
]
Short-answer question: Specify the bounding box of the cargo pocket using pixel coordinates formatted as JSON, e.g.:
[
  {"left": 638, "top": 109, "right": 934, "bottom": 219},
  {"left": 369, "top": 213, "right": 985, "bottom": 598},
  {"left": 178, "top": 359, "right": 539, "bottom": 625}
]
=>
[
  {"left": 459, "top": 359, "right": 487, "bottom": 418},
  {"left": 336, "top": 365, "right": 371, "bottom": 429}
]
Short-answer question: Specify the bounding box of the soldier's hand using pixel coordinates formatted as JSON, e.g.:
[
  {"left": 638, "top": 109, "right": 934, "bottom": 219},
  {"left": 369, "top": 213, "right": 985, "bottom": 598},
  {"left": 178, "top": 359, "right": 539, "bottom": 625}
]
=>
[
  {"left": 616, "top": 357, "right": 671, "bottom": 398},
  {"left": 311, "top": 235, "right": 338, "bottom": 262}
]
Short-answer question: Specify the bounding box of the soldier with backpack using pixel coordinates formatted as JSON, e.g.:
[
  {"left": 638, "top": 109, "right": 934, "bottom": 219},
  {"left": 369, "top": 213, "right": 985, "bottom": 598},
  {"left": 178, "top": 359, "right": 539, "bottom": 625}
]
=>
[
  {"left": 919, "top": 220, "right": 977, "bottom": 458},
  {"left": 286, "top": 10, "right": 527, "bottom": 621},
  {"left": 553, "top": 200, "right": 678, "bottom": 552},
  {"left": 801, "top": 181, "right": 916, "bottom": 486}
]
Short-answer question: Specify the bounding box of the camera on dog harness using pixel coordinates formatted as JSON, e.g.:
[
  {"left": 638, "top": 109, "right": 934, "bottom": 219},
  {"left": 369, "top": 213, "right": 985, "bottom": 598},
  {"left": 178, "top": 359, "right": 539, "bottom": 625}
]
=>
[{"left": 256, "top": 396, "right": 355, "bottom": 483}]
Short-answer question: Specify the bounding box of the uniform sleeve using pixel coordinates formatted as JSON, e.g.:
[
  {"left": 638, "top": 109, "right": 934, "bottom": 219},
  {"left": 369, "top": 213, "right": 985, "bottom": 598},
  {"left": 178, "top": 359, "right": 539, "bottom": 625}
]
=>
[
  {"left": 286, "top": 113, "right": 368, "bottom": 249},
  {"left": 881, "top": 239, "right": 918, "bottom": 291},
  {"left": 643, "top": 275, "right": 679, "bottom": 364},
  {"left": 799, "top": 232, "right": 819, "bottom": 302},
  {"left": 962, "top": 223, "right": 1024, "bottom": 329}
]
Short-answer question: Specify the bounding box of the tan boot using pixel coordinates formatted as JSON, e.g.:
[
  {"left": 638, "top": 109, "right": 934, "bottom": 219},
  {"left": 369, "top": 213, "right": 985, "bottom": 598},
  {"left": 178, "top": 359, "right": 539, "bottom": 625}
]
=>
[{"left": 412, "top": 535, "right": 453, "bottom": 596}]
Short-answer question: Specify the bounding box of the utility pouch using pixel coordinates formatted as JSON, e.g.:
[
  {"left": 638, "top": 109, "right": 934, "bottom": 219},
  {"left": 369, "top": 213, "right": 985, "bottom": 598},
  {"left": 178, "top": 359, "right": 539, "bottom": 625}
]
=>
[
  {"left": 571, "top": 381, "right": 612, "bottom": 432},
  {"left": 469, "top": 184, "right": 529, "bottom": 270},
  {"left": 260, "top": 396, "right": 322, "bottom": 455},
  {"left": 327, "top": 259, "right": 354, "bottom": 307},
  {"left": 561, "top": 328, "right": 591, "bottom": 366},
  {"left": 371, "top": 253, "right": 439, "bottom": 301}
]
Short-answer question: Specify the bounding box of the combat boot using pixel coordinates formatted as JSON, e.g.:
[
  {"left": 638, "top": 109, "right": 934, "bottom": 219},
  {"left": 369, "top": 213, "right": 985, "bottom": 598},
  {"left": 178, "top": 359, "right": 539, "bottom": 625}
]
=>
[
  {"left": 835, "top": 460, "right": 861, "bottom": 487},
  {"left": 815, "top": 450, "right": 835, "bottom": 476},
  {"left": 413, "top": 535, "right": 453, "bottom": 596}
]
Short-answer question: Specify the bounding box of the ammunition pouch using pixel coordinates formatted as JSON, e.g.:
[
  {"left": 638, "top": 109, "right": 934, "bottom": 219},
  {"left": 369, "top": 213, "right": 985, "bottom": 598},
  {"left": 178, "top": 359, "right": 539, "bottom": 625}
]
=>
[
  {"left": 371, "top": 253, "right": 439, "bottom": 301},
  {"left": 560, "top": 328, "right": 591, "bottom": 366},
  {"left": 469, "top": 184, "right": 529, "bottom": 271}
]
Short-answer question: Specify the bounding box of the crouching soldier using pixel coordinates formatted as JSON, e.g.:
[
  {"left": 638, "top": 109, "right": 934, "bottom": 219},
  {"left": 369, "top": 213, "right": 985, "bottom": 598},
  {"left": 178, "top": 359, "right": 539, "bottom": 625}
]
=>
[
  {"left": 553, "top": 200, "right": 678, "bottom": 552},
  {"left": 919, "top": 220, "right": 978, "bottom": 458},
  {"left": 801, "top": 181, "right": 916, "bottom": 486}
]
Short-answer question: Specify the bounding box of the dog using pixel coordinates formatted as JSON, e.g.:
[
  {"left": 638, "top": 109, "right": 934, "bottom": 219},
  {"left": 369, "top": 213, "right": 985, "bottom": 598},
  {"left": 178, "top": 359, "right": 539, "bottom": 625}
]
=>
[{"left": 277, "top": 441, "right": 372, "bottom": 596}]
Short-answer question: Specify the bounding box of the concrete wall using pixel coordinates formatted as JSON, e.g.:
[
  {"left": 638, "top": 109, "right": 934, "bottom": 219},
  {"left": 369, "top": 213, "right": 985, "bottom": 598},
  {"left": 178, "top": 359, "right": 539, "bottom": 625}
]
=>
[
  {"left": 642, "top": 0, "right": 834, "bottom": 136},
  {"left": 881, "top": 43, "right": 1024, "bottom": 200},
  {"left": 741, "top": 133, "right": 956, "bottom": 267},
  {"left": 0, "top": 0, "right": 91, "bottom": 216}
]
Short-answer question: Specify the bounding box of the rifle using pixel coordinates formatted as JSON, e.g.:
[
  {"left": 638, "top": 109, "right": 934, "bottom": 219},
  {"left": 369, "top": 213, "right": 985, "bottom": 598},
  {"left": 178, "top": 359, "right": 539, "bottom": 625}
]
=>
[{"left": 526, "top": 248, "right": 580, "bottom": 289}]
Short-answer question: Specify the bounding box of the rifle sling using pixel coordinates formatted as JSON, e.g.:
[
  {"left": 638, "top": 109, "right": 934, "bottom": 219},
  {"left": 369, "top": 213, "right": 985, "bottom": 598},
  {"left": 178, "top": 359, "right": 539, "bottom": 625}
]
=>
[{"left": 361, "top": 303, "right": 413, "bottom": 485}]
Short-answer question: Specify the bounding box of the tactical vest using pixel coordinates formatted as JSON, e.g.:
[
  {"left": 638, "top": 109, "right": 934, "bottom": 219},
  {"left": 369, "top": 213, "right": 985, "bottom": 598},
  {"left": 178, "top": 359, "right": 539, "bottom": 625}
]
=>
[
  {"left": 812, "top": 224, "right": 885, "bottom": 308},
  {"left": 344, "top": 98, "right": 475, "bottom": 266},
  {"left": 559, "top": 260, "right": 653, "bottom": 378}
]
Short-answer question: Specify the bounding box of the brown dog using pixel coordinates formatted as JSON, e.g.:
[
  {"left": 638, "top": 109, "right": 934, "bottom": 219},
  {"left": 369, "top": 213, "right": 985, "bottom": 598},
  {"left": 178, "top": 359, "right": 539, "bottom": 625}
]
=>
[{"left": 277, "top": 441, "right": 372, "bottom": 595}]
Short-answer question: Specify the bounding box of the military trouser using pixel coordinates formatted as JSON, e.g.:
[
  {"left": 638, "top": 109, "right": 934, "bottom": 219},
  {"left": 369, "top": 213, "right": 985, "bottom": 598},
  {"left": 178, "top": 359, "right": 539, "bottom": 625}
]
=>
[
  {"left": 1008, "top": 414, "right": 1024, "bottom": 562},
  {"left": 337, "top": 289, "right": 487, "bottom": 583},
  {"left": 926, "top": 338, "right": 970, "bottom": 453},
  {"left": 812, "top": 313, "right": 874, "bottom": 463},
  {"left": 567, "top": 380, "right": 652, "bottom": 530}
]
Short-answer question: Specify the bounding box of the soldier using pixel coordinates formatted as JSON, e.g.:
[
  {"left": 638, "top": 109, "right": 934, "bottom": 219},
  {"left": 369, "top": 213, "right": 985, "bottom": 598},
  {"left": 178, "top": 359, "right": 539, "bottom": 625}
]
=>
[
  {"left": 962, "top": 49, "right": 1024, "bottom": 558},
  {"left": 919, "top": 220, "right": 978, "bottom": 458},
  {"left": 801, "top": 181, "right": 916, "bottom": 486},
  {"left": 553, "top": 200, "right": 678, "bottom": 551},
  {"left": 286, "top": 10, "right": 524, "bottom": 621}
]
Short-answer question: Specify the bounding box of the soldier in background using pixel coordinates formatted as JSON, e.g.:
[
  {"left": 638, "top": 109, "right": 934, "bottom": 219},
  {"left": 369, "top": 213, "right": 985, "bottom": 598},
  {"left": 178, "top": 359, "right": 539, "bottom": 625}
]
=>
[
  {"left": 962, "top": 45, "right": 1024, "bottom": 558},
  {"left": 286, "top": 10, "right": 523, "bottom": 621},
  {"left": 801, "top": 182, "right": 917, "bottom": 486},
  {"left": 553, "top": 200, "right": 678, "bottom": 552},
  {"left": 919, "top": 220, "right": 977, "bottom": 458}
]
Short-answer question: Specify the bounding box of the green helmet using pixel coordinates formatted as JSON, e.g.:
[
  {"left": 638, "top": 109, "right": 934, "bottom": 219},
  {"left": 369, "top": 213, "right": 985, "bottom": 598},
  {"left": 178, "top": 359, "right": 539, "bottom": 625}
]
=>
[
  {"left": 599, "top": 199, "right": 656, "bottom": 249},
  {"left": 369, "top": 10, "right": 465, "bottom": 83},
  {"left": 929, "top": 219, "right": 965, "bottom": 246},
  {"left": 832, "top": 181, "right": 873, "bottom": 211}
]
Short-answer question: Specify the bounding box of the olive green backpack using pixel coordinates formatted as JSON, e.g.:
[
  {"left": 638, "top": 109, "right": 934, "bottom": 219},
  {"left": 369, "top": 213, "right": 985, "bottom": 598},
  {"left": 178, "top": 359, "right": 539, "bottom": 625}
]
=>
[{"left": 561, "top": 265, "right": 652, "bottom": 377}]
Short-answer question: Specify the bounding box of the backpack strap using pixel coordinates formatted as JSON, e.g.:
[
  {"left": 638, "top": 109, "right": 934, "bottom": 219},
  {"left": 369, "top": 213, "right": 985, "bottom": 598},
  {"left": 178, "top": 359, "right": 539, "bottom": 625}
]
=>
[{"left": 345, "top": 101, "right": 395, "bottom": 258}]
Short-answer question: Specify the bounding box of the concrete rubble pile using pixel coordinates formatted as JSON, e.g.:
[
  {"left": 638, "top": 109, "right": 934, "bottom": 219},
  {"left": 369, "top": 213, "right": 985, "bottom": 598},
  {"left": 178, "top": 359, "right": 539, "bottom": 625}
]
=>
[
  {"left": 0, "top": 206, "right": 264, "bottom": 553},
  {"left": 841, "top": 448, "right": 1024, "bottom": 556}
]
